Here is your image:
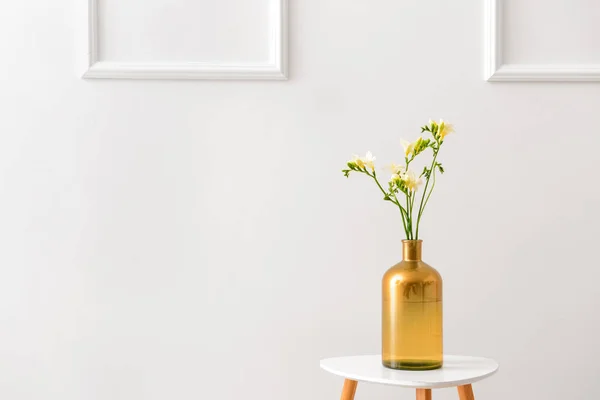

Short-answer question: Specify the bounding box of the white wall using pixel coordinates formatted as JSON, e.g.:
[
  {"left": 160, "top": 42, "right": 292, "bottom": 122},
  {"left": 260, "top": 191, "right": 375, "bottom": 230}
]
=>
[{"left": 1, "top": 0, "right": 600, "bottom": 399}]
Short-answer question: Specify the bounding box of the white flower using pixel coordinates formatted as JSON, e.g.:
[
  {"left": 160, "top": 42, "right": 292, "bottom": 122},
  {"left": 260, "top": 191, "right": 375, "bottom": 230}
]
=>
[
  {"left": 348, "top": 152, "right": 375, "bottom": 171},
  {"left": 438, "top": 120, "right": 454, "bottom": 139},
  {"left": 402, "top": 170, "right": 421, "bottom": 192},
  {"left": 349, "top": 154, "right": 364, "bottom": 168},
  {"left": 400, "top": 139, "right": 416, "bottom": 157},
  {"left": 401, "top": 137, "right": 423, "bottom": 158},
  {"left": 362, "top": 151, "right": 376, "bottom": 171},
  {"left": 388, "top": 163, "right": 405, "bottom": 175}
]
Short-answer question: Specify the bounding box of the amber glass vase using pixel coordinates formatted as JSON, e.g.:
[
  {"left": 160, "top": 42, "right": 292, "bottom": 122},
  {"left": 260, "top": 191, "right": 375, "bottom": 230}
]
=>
[{"left": 382, "top": 240, "right": 443, "bottom": 370}]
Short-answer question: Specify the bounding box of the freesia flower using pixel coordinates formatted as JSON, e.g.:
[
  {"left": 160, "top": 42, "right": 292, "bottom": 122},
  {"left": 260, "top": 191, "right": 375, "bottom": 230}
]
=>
[
  {"left": 349, "top": 154, "right": 365, "bottom": 169},
  {"left": 348, "top": 152, "right": 376, "bottom": 171},
  {"left": 388, "top": 163, "right": 405, "bottom": 175},
  {"left": 438, "top": 120, "right": 454, "bottom": 139},
  {"left": 402, "top": 170, "right": 421, "bottom": 192},
  {"left": 401, "top": 137, "right": 425, "bottom": 158},
  {"left": 362, "top": 151, "right": 376, "bottom": 171},
  {"left": 400, "top": 139, "right": 416, "bottom": 157}
]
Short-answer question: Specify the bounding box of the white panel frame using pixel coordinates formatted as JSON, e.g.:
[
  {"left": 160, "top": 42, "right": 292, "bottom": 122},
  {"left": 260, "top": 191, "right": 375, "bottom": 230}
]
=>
[
  {"left": 484, "top": 0, "right": 600, "bottom": 82},
  {"left": 82, "top": 0, "right": 288, "bottom": 80}
]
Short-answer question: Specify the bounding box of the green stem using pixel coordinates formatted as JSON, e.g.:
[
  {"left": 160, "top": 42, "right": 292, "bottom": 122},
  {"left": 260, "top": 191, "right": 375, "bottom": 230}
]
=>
[
  {"left": 415, "top": 150, "right": 439, "bottom": 240},
  {"left": 369, "top": 170, "right": 411, "bottom": 239},
  {"left": 406, "top": 192, "right": 412, "bottom": 239},
  {"left": 393, "top": 192, "right": 410, "bottom": 239},
  {"left": 422, "top": 169, "right": 437, "bottom": 218},
  {"left": 410, "top": 189, "right": 417, "bottom": 225},
  {"left": 404, "top": 158, "right": 413, "bottom": 239}
]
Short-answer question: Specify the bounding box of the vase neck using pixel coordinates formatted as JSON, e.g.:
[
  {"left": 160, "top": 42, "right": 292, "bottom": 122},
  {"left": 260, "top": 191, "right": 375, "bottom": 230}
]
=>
[{"left": 402, "top": 240, "right": 422, "bottom": 261}]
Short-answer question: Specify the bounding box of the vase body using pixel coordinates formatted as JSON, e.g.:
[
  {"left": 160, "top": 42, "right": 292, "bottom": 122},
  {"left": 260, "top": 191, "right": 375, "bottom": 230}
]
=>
[{"left": 382, "top": 240, "right": 443, "bottom": 370}]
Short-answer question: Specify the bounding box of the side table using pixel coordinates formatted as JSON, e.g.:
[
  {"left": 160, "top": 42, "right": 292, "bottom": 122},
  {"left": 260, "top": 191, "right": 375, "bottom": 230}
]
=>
[{"left": 320, "top": 355, "right": 498, "bottom": 400}]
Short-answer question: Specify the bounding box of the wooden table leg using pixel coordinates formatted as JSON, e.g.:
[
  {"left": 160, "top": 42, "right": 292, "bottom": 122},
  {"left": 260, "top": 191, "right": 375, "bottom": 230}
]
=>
[
  {"left": 340, "top": 379, "right": 358, "bottom": 400},
  {"left": 457, "top": 384, "right": 475, "bottom": 400},
  {"left": 416, "top": 389, "right": 432, "bottom": 400}
]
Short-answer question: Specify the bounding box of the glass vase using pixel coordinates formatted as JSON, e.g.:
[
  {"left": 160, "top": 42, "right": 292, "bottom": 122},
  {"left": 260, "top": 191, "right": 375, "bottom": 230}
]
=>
[{"left": 382, "top": 240, "right": 443, "bottom": 370}]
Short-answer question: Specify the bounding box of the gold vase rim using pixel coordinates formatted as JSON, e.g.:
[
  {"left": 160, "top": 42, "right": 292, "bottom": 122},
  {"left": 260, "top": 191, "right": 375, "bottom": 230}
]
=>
[{"left": 402, "top": 239, "right": 423, "bottom": 243}]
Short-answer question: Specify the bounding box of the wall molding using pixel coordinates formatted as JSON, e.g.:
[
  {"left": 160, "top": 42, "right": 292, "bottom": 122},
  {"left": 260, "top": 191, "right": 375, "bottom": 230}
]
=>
[
  {"left": 484, "top": 0, "right": 600, "bottom": 82},
  {"left": 82, "top": 0, "right": 288, "bottom": 80}
]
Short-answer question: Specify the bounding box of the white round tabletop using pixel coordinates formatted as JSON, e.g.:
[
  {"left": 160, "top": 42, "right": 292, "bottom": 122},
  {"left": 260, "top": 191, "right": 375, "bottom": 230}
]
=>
[{"left": 320, "top": 355, "right": 499, "bottom": 389}]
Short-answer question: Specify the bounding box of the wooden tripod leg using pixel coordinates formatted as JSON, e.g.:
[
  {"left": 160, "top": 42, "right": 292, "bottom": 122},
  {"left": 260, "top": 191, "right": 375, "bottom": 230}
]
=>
[
  {"left": 457, "top": 384, "right": 475, "bottom": 400},
  {"left": 340, "top": 379, "right": 358, "bottom": 400},
  {"left": 416, "top": 389, "right": 432, "bottom": 400}
]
